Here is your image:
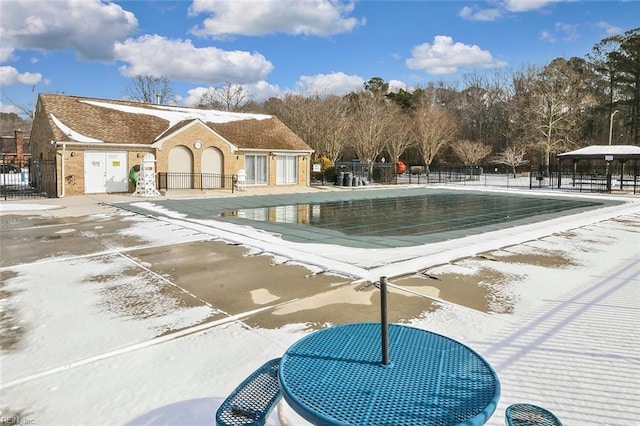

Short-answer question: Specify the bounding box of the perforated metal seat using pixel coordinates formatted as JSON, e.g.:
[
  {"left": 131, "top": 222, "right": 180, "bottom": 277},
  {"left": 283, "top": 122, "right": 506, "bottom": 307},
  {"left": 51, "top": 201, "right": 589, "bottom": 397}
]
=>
[
  {"left": 216, "top": 358, "right": 282, "bottom": 426},
  {"left": 505, "top": 403, "right": 563, "bottom": 426}
]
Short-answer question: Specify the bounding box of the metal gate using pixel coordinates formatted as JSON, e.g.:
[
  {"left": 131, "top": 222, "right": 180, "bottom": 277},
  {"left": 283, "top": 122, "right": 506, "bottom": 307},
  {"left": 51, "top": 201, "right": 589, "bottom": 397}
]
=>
[{"left": 1, "top": 157, "right": 57, "bottom": 200}]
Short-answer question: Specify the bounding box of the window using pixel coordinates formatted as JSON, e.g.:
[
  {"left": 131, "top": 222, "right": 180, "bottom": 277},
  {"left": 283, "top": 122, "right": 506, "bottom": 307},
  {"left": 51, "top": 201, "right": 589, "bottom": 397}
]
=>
[
  {"left": 276, "top": 155, "right": 298, "bottom": 185},
  {"left": 245, "top": 154, "right": 268, "bottom": 185}
]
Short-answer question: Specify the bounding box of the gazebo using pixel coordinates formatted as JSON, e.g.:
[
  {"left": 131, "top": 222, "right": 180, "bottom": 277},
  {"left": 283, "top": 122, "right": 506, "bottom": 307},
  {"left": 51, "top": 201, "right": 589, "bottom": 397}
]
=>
[{"left": 557, "top": 145, "right": 640, "bottom": 191}]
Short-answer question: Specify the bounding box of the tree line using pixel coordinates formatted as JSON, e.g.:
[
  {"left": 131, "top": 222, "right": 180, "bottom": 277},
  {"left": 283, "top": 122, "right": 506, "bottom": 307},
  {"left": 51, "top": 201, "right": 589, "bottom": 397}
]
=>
[
  {"left": 264, "top": 28, "right": 639, "bottom": 173},
  {"left": 121, "top": 27, "right": 640, "bottom": 173},
  {"left": 6, "top": 26, "right": 634, "bottom": 175}
]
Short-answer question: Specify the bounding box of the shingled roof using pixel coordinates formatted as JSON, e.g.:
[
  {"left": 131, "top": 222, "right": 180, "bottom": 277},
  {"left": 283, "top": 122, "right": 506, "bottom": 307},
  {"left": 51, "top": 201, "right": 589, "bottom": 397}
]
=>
[
  {"left": 38, "top": 93, "right": 312, "bottom": 152},
  {"left": 557, "top": 145, "right": 640, "bottom": 160}
]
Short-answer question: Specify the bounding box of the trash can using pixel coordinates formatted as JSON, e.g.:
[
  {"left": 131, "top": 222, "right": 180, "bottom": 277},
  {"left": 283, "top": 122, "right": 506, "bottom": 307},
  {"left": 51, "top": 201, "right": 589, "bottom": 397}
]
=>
[
  {"left": 344, "top": 172, "right": 352, "bottom": 186},
  {"left": 337, "top": 172, "right": 345, "bottom": 185}
]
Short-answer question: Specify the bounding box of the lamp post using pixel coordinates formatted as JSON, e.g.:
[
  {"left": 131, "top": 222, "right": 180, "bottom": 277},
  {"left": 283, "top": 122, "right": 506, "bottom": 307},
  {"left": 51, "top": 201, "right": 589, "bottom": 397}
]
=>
[{"left": 608, "top": 110, "right": 619, "bottom": 145}]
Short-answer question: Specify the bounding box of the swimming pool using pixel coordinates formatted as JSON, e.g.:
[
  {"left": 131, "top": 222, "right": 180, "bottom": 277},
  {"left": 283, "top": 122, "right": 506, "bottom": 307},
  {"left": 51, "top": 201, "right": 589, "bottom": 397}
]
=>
[{"left": 215, "top": 189, "right": 613, "bottom": 248}]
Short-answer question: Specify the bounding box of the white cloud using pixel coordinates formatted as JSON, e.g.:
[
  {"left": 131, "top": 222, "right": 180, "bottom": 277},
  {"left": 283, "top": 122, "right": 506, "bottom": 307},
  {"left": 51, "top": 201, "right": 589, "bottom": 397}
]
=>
[
  {"left": 0, "top": 0, "right": 138, "bottom": 61},
  {"left": 180, "top": 81, "right": 282, "bottom": 106},
  {"left": 248, "top": 80, "right": 283, "bottom": 102},
  {"left": 0, "top": 101, "right": 25, "bottom": 114},
  {"left": 406, "top": 36, "right": 506, "bottom": 75},
  {"left": 554, "top": 22, "right": 579, "bottom": 41},
  {"left": 596, "top": 21, "right": 622, "bottom": 36},
  {"left": 114, "top": 35, "right": 274, "bottom": 85},
  {"left": 0, "top": 46, "right": 16, "bottom": 63},
  {"left": 540, "top": 31, "right": 556, "bottom": 43},
  {"left": 180, "top": 87, "right": 210, "bottom": 107},
  {"left": 0, "top": 66, "right": 42, "bottom": 86},
  {"left": 502, "top": 0, "right": 561, "bottom": 13},
  {"left": 459, "top": 6, "right": 503, "bottom": 22},
  {"left": 189, "top": 0, "right": 363, "bottom": 37},
  {"left": 295, "top": 72, "right": 364, "bottom": 96},
  {"left": 388, "top": 80, "right": 407, "bottom": 93},
  {"left": 459, "top": 0, "right": 561, "bottom": 21},
  {"left": 540, "top": 22, "right": 580, "bottom": 43}
]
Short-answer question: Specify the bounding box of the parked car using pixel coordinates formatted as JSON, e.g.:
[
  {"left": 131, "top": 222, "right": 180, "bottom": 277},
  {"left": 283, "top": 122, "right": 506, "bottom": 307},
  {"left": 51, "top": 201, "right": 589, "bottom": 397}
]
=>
[{"left": 0, "top": 164, "right": 20, "bottom": 174}]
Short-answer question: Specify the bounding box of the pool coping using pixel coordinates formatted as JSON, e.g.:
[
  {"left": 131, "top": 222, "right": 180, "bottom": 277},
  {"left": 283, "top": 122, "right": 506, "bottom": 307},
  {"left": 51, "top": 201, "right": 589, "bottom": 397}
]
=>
[{"left": 116, "top": 186, "right": 624, "bottom": 249}]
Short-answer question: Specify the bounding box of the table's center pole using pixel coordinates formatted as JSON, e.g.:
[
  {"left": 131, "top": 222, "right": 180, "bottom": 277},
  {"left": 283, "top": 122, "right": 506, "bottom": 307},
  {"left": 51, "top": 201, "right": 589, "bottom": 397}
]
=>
[{"left": 380, "top": 276, "right": 390, "bottom": 365}]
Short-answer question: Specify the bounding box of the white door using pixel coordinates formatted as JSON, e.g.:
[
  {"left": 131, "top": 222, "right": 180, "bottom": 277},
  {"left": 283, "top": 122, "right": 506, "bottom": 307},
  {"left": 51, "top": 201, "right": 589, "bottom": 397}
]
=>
[
  {"left": 202, "top": 147, "right": 223, "bottom": 188},
  {"left": 276, "top": 155, "right": 298, "bottom": 184},
  {"left": 105, "top": 152, "right": 128, "bottom": 192},
  {"left": 245, "top": 154, "right": 268, "bottom": 185},
  {"left": 168, "top": 146, "right": 193, "bottom": 188},
  {"left": 84, "top": 151, "right": 128, "bottom": 193}
]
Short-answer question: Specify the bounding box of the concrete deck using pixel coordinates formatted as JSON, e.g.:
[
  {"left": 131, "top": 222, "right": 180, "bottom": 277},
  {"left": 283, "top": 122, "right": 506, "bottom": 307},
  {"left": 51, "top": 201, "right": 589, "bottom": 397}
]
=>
[{"left": 1, "top": 184, "right": 639, "bottom": 425}]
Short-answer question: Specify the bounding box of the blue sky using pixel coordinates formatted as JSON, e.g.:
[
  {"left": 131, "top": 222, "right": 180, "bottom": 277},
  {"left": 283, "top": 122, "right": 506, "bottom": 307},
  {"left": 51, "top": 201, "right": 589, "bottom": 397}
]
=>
[{"left": 1, "top": 0, "right": 638, "bottom": 117}]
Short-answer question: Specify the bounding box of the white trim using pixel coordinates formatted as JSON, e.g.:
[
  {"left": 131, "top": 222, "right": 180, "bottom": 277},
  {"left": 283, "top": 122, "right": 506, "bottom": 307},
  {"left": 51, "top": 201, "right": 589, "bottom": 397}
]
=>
[
  {"left": 53, "top": 141, "right": 151, "bottom": 148},
  {"left": 241, "top": 148, "right": 313, "bottom": 154},
  {"left": 151, "top": 119, "right": 238, "bottom": 152},
  {"left": 50, "top": 113, "right": 103, "bottom": 143}
]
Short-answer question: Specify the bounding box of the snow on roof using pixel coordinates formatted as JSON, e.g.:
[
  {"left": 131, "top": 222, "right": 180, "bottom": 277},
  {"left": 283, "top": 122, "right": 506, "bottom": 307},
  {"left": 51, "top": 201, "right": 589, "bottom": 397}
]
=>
[
  {"left": 82, "top": 100, "right": 272, "bottom": 129},
  {"left": 51, "top": 113, "right": 103, "bottom": 143},
  {"left": 558, "top": 145, "right": 640, "bottom": 158}
]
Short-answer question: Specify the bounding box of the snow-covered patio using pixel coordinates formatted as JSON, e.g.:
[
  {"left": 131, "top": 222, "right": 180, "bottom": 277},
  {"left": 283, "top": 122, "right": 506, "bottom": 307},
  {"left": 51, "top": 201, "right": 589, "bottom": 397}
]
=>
[{"left": 1, "top": 185, "right": 638, "bottom": 425}]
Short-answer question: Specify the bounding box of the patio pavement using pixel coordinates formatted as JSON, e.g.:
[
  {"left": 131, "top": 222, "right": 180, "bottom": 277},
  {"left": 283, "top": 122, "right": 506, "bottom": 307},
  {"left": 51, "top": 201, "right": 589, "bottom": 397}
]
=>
[{"left": 1, "top": 183, "right": 639, "bottom": 425}]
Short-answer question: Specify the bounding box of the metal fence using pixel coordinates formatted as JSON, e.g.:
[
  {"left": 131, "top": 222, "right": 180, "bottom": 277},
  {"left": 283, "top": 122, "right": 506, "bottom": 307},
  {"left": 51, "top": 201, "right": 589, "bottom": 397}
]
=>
[
  {"left": 157, "top": 172, "right": 236, "bottom": 192},
  {"left": 528, "top": 165, "right": 640, "bottom": 194},
  {"left": 322, "top": 163, "right": 481, "bottom": 187},
  {"left": 315, "top": 161, "right": 639, "bottom": 195},
  {"left": 1, "top": 157, "right": 57, "bottom": 200}
]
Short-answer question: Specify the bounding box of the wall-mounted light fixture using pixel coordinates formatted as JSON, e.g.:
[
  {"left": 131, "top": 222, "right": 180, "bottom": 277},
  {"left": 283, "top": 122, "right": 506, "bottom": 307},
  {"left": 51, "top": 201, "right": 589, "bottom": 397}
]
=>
[
  {"left": 137, "top": 152, "right": 145, "bottom": 158},
  {"left": 70, "top": 151, "right": 76, "bottom": 157},
  {"left": 194, "top": 141, "right": 202, "bottom": 149}
]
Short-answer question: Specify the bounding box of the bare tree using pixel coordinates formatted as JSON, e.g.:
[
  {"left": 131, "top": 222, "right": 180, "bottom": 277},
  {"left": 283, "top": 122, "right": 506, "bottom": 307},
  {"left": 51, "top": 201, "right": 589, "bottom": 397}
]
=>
[
  {"left": 459, "top": 71, "right": 511, "bottom": 151},
  {"left": 126, "top": 75, "right": 173, "bottom": 104},
  {"left": 0, "top": 112, "right": 32, "bottom": 135},
  {"left": 384, "top": 109, "right": 413, "bottom": 163},
  {"left": 200, "top": 82, "right": 252, "bottom": 111},
  {"left": 493, "top": 145, "right": 529, "bottom": 177},
  {"left": 267, "top": 93, "right": 349, "bottom": 164},
  {"left": 520, "top": 60, "right": 586, "bottom": 173},
  {"left": 316, "top": 95, "right": 350, "bottom": 164},
  {"left": 346, "top": 91, "right": 397, "bottom": 168},
  {"left": 452, "top": 140, "right": 492, "bottom": 165},
  {"left": 412, "top": 106, "right": 459, "bottom": 172},
  {"left": 267, "top": 94, "right": 316, "bottom": 149}
]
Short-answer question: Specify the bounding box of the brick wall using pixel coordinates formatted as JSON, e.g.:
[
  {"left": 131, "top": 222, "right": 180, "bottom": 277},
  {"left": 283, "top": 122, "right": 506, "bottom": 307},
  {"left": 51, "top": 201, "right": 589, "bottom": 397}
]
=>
[
  {"left": 157, "top": 123, "right": 245, "bottom": 175},
  {"left": 30, "top": 111, "right": 310, "bottom": 196}
]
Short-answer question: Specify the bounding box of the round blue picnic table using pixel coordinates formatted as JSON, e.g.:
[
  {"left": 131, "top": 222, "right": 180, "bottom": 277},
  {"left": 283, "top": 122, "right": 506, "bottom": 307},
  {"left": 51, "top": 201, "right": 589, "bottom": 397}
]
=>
[{"left": 279, "top": 322, "right": 500, "bottom": 426}]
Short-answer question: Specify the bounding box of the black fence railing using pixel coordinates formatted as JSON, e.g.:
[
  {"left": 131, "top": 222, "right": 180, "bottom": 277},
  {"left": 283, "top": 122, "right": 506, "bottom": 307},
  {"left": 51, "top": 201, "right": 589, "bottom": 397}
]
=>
[
  {"left": 157, "top": 172, "right": 236, "bottom": 192},
  {"left": 554, "top": 173, "right": 610, "bottom": 193},
  {"left": 1, "top": 157, "right": 57, "bottom": 200},
  {"left": 315, "top": 161, "right": 639, "bottom": 194},
  {"left": 323, "top": 163, "right": 481, "bottom": 186},
  {"left": 529, "top": 165, "right": 640, "bottom": 194},
  {"left": 416, "top": 165, "right": 480, "bottom": 184}
]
